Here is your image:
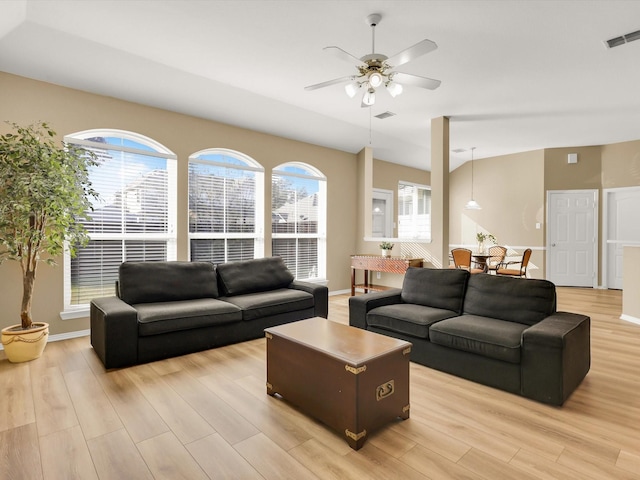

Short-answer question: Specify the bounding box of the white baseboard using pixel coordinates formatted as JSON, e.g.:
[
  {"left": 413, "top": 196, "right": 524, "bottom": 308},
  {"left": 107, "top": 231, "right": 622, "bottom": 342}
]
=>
[
  {"left": 329, "top": 289, "right": 351, "bottom": 296},
  {"left": 620, "top": 314, "right": 640, "bottom": 326}
]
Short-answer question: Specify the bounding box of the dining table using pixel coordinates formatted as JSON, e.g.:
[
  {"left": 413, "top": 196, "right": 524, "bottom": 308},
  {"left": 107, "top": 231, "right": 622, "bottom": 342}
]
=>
[{"left": 471, "top": 252, "right": 491, "bottom": 273}]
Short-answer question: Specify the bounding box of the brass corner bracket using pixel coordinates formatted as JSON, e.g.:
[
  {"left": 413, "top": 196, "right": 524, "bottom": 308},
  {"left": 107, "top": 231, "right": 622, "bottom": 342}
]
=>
[
  {"left": 345, "top": 365, "right": 367, "bottom": 375},
  {"left": 345, "top": 429, "right": 367, "bottom": 441}
]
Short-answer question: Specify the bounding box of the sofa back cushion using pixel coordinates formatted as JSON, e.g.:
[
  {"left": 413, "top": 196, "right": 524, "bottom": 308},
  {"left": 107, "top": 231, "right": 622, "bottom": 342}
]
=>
[
  {"left": 463, "top": 274, "right": 556, "bottom": 325},
  {"left": 118, "top": 261, "right": 218, "bottom": 305},
  {"left": 216, "top": 256, "right": 295, "bottom": 296},
  {"left": 401, "top": 268, "right": 469, "bottom": 314}
]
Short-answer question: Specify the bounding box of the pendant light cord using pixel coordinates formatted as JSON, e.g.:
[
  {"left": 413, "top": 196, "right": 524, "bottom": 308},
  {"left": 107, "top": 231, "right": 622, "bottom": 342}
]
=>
[{"left": 470, "top": 147, "right": 475, "bottom": 199}]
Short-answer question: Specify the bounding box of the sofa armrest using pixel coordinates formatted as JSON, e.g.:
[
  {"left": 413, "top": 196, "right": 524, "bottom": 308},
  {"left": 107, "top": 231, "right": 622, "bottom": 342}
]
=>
[
  {"left": 521, "top": 311, "right": 590, "bottom": 405},
  {"left": 348, "top": 289, "right": 403, "bottom": 329},
  {"left": 90, "top": 296, "right": 139, "bottom": 369},
  {"left": 289, "top": 281, "right": 329, "bottom": 319}
]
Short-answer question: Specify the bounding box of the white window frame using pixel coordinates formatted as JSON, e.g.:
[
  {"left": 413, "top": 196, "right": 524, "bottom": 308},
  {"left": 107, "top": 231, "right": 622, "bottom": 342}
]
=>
[
  {"left": 398, "top": 181, "right": 431, "bottom": 241},
  {"left": 372, "top": 188, "right": 394, "bottom": 238},
  {"left": 188, "top": 148, "right": 264, "bottom": 263},
  {"left": 61, "top": 130, "right": 177, "bottom": 319},
  {"left": 271, "top": 162, "right": 327, "bottom": 281}
]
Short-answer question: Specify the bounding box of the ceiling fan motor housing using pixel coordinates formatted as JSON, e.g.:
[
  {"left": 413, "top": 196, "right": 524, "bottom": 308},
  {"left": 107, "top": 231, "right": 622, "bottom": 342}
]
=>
[{"left": 366, "top": 13, "right": 382, "bottom": 27}]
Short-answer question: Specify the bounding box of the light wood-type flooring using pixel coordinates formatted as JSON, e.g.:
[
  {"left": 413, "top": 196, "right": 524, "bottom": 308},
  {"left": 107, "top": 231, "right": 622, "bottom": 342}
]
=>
[{"left": 1, "top": 287, "right": 639, "bottom": 479}]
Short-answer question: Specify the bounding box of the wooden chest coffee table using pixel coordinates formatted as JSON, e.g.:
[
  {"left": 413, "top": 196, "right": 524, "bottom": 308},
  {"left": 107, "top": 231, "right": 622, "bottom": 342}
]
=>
[{"left": 265, "top": 317, "right": 412, "bottom": 450}]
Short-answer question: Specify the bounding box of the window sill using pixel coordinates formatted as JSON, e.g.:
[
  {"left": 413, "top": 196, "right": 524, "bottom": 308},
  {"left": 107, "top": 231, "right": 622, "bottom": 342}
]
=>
[
  {"left": 364, "top": 237, "right": 432, "bottom": 244},
  {"left": 60, "top": 307, "right": 89, "bottom": 321}
]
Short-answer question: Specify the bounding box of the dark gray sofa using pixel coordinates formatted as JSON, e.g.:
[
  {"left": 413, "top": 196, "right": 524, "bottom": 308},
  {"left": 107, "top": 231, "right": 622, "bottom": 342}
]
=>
[
  {"left": 349, "top": 268, "right": 590, "bottom": 405},
  {"left": 91, "top": 257, "right": 328, "bottom": 369}
]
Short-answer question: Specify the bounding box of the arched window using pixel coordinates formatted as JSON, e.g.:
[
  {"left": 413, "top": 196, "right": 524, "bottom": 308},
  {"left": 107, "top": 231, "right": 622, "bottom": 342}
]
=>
[
  {"left": 188, "top": 149, "right": 264, "bottom": 263},
  {"left": 272, "top": 163, "right": 326, "bottom": 280},
  {"left": 62, "top": 130, "right": 177, "bottom": 315}
]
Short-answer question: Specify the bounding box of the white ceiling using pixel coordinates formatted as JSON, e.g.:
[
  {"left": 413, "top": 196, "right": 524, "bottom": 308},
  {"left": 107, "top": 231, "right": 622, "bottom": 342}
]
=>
[{"left": 1, "top": 0, "right": 640, "bottom": 170}]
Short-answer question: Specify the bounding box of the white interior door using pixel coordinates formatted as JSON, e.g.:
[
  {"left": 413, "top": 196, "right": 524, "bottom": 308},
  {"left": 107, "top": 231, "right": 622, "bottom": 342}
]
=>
[
  {"left": 547, "top": 190, "right": 597, "bottom": 287},
  {"left": 372, "top": 189, "right": 393, "bottom": 238},
  {"left": 604, "top": 187, "right": 640, "bottom": 289}
]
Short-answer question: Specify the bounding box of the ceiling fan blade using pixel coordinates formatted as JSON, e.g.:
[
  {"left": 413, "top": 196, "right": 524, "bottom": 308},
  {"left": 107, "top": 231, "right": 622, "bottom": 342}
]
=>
[
  {"left": 392, "top": 72, "right": 441, "bottom": 90},
  {"left": 304, "top": 75, "right": 357, "bottom": 91},
  {"left": 323, "top": 46, "right": 367, "bottom": 67},
  {"left": 386, "top": 39, "right": 438, "bottom": 68}
]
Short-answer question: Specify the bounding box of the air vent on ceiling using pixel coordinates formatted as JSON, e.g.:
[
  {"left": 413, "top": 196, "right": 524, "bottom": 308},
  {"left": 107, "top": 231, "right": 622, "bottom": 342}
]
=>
[
  {"left": 605, "top": 29, "right": 640, "bottom": 48},
  {"left": 451, "top": 148, "right": 467, "bottom": 153},
  {"left": 375, "top": 111, "right": 396, "bottom": 119}
]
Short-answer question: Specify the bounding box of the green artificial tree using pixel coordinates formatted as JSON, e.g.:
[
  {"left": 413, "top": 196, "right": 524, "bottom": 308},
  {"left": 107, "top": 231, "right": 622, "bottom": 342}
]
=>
[{"left": 0, "top": 122, "right": 98, "bottom": 329}]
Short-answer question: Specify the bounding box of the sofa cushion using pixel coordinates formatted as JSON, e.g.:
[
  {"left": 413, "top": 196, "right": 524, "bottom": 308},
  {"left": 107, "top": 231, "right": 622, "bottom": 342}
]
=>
[
  {"left": 219, "top": 288, "right": 314, "bottom": 321},
  {"left": 463, "top": 274, "right": 556, "bottom": 326},
  {"left": 401, "top": 268, "right": 469, "bottom": 314},
  {"left": 367, "top": 304, "right": 459, "bottom": 339},
  {"left": 216, "top": 257, "right": 295, "bottom": 296},
  {"left": 119, "top": 261, "right": 218, "bottom": 305},
  {"left": 136, "top": 298, "right": 242, "bottom": 336},
  {"left": 429, "top": 315, "right": 528, "bottom": 363}
]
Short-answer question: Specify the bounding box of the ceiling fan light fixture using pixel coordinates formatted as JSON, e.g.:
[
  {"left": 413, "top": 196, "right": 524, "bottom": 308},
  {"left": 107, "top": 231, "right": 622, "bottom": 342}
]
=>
[
  {"left": 345, "top": 81, "right": 359, "bottom": 98},
  {"left": 368, "top": 71, "right": 383, "bottom": 88},
  {"left": 386, "top": 81, "right": 403, "bottom": 97},
  {"left": 362, "top": 88, "right": 376, "bottom": 106}
]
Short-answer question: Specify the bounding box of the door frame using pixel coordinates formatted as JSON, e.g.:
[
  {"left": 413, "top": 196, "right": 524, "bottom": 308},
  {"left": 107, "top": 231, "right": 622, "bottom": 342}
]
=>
[
  {"left": 602, "top": 186, "right": 640, "bottom": 289},
  {"left": 546, "top": 189, "right": 598, "bottom": 288}
]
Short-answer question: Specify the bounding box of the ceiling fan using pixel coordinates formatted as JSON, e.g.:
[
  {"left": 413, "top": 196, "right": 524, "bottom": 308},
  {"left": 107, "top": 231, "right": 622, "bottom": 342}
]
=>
[{"left": 305, "top": 13, "right": 441, "bottom": 107}]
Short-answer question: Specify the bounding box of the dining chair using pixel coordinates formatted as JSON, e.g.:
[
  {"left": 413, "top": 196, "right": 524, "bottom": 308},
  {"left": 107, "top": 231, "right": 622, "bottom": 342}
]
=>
[
  {"left": 496, "top": 248, "right": 532, "bottom": 277},
  {"left": 450, "top": 248, "right": 484, "bottom": 274},
  {"left": 486, "top": 245, "right": 507, "bottom": 274}
]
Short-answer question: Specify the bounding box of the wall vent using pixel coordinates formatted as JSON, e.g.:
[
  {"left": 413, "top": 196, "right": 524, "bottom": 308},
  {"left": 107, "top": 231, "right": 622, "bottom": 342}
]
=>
[
  {"left": 375, "top": 111, "right": 396, "bottom": 119},
  {"left": 605, "top": 29, "right": 640, "bottom": 48}
]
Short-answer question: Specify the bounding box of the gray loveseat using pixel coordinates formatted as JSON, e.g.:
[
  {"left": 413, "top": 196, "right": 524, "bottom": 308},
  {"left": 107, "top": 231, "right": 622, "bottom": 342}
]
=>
[
  {"left": 91, "top": 257, "right": 328, "bottom": 369},
  {"left": 349, "top": 268, "right": 590, "bottom": 405}
]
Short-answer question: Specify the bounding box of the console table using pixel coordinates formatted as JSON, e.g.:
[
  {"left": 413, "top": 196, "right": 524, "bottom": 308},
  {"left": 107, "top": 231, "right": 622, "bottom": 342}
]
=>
[{"left": 350, "top": 255, "right": 424, "bottom": 296}]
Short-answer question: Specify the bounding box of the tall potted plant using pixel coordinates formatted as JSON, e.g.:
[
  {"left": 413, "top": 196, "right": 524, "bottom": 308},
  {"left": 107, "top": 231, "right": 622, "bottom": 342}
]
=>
[{"left": 0, "top": 122, "right": 97, "bottom": 362}]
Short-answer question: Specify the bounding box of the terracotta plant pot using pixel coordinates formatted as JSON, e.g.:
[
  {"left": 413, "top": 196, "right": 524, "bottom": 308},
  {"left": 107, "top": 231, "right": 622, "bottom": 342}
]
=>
[{"left": 1, "top": 322, "right": 49, "bottom": 363}]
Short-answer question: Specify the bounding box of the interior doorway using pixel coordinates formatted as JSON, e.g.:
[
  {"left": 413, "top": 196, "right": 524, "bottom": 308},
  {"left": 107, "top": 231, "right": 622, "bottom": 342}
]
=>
[
  {"left": 603, "top": 186, "right": 640, "bottom": 289},
  {"left": 546, "top": 190, "right": 598, "bottom": 287},
  {"left": 372, "top": 189, "right": 393, "bottom": 238}
]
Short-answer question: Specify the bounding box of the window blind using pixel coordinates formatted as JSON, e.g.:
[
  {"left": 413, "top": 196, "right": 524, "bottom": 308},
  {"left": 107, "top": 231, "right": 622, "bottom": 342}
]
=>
[
  {"left": 272, "top": 164, "right": 326, "bottom": 280},
  {"left": 398, "top": 182, "right": 432, "bottom": 240},
  {"left": 65, "top": 133, "right": 176, "bottom": 307},
  {"left": 188, "top": 151, "right": 263, "bottom": 264}
]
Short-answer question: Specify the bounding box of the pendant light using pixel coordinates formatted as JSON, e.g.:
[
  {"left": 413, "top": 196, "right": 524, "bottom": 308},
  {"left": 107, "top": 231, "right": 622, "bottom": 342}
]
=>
[{"left": 464, "top": 147, "right": 482, "bottom": 210}]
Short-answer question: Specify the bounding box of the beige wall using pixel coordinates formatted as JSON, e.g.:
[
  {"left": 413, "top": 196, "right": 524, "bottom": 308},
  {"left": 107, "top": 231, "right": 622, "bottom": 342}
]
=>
[
  {"left": 0, "top": 72, "right": 358, "bottom": 335},
  {"left": 601, "top": 139, "right": 640, "bottom": 188},
  {"left": 449, "top": 150, "right": 546, "bottom": 278},
  {"left": 4, "top": 70, "right": 640, "bottom": 336},
  {"left": 372, "top": 158, "right": 431, "bottom": 239},
  {"left": 543, "top": 146, "right": 602, "bottom": 191},
  {"left": 352, "top": 158, "right": 432, "bottom": 289}
]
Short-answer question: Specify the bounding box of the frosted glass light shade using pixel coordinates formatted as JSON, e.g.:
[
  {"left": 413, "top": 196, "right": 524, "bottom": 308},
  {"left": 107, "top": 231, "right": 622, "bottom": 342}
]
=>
[
  {"left": 369, "top": 72, "right": 383, "bottom": 88},
  {"left": 362, "top": 88, "right": 376, "bottom": 106},
  {"left": 345, "top": 82, "right": 359, "bottom": 98},
  {"left": 465, "top": 199, "right": 482, "bottom": 210},
  {"left": 387, "top": 81, "right": 403, "bottom": 97}
]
